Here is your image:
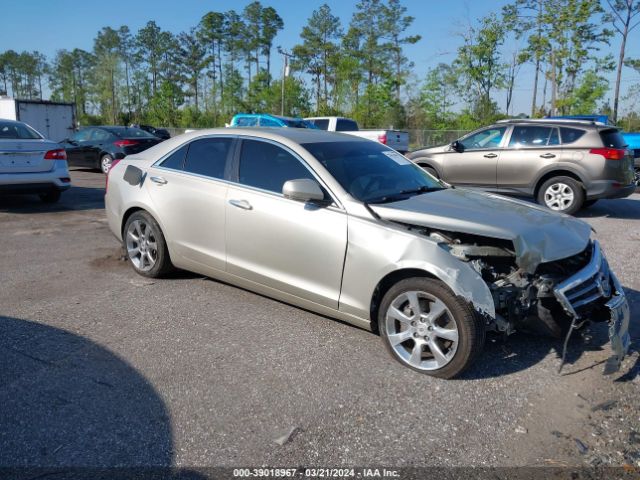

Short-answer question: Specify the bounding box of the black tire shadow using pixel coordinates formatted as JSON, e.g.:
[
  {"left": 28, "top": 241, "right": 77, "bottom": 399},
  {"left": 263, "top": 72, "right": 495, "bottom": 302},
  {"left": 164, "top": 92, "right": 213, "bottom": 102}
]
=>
[
  {"left": 0, "top": 316, "right": 182, "bottom": 471},
  {"left": 0, "top": 185, "right": 105, "bottom": 214},
  {"left": 460, "top": 285, "right": 640, "bottom": 380},
  {"left": 575, "top": 197, "right": 640, "bottom": 220}
]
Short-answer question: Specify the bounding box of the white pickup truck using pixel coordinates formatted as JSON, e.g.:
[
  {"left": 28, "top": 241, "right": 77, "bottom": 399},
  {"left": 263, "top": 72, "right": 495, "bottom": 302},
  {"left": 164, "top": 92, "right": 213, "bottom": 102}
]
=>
[{"left": 305, "top": 116, "right": 410, "bottom": 153}]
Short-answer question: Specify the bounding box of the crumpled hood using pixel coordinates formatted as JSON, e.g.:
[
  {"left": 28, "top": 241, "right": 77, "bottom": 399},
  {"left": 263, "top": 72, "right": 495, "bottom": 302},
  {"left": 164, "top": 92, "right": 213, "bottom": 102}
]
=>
[{"left": 369, "top": 188, "right": 592, "bottom": 273}]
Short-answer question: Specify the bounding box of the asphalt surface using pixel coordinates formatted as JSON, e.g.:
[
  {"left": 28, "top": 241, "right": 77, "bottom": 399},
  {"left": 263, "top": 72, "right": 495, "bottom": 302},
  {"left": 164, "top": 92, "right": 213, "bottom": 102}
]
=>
[{"left": 0, "top": 169, "right": 639, "bottom": 470}]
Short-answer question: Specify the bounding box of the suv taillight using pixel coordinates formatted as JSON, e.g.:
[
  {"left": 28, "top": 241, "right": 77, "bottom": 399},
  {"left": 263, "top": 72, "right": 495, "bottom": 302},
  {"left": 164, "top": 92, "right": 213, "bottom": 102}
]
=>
[
  {"left": 44, "top": 149, "right": 67, "bottom": 160},
  {"left": 589, "top": 148, "right": 626, "bottom": 160},
  {"left": 378, "top": 134, "right": 387, "bottom": 145},
  {"left": 105, "top": 159, "right": 122, "bottom": 194}
]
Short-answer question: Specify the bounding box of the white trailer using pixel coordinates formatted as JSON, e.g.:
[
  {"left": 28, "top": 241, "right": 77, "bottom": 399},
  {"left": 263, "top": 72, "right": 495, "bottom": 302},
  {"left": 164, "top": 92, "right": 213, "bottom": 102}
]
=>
[{"left": 0, "top": 96, "right": 76, "bottom": 142}]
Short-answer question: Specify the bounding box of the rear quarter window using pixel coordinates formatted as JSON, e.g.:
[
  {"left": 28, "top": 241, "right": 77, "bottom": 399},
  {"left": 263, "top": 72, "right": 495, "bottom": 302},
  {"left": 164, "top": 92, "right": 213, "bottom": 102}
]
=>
[
  {"left": 559, "top": 127, "right": 586, "bottom": 144},
  {"left": 159, "top": 145, "right": 188, "bottom": 170},
  {"left": 599, "top": 129, "right": 627, "bottom": 149}
]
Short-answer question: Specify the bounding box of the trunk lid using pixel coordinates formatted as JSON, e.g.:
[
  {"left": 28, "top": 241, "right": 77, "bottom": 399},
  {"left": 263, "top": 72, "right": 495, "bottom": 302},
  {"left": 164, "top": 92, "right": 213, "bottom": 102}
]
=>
[
  {"left": 122, "top": 137, "right": 161, "bottom": 155},
  {"left": 0, "top": 139, "right": 60, "bottom": 173},
  {"left": 369, "top": 188, "right": 592, "bottom": 273}
]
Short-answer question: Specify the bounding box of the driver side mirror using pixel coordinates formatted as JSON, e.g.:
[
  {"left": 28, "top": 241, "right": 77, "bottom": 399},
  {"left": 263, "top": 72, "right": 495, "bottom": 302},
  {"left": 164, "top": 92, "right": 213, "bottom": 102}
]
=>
[
  {"left": 450, "top": 140, "right": 463, "bottom": 152},
  {"left": 282, "top": 178, "right": 325, "bottom": 203}
]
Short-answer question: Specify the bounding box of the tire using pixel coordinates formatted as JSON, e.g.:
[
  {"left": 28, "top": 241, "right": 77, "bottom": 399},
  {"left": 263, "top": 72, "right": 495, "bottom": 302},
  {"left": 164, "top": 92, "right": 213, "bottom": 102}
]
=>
[
  {"left": 634, "top": 167, "right": 640, "bottom": 188},
  {"left": 536, "top": 176, "right": 584, "bottom": 215},
  {"left": 378, "top": 278, "right": 485, "bottom": 379},
  {"left": 123, "top": 210, "right": 174, "bottom": 278},
  {"left": 39, "top": 190, "right": 61, "bottom": 203},
  {"left": 583, "top": 199, "right": 598, "bottom": 208},
  {"left": 420, "top": 165, "right": 439, "bottom": 179},
  {"left": 100, "top": 154, "right": 114, "bottom": 174}
]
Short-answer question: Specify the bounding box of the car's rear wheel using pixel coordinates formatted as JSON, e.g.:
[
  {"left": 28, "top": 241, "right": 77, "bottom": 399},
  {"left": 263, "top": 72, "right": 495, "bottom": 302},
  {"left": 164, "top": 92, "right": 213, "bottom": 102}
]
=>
[
  {"left": 537, "top": 176, "right": 584, "bottom": 215},
  {"left": 100, "top": 154, "right": 114, "bottom": 174},
  {"left": 39, "top": 190, "right": 61, "bottom": 203},
  {"left": 379, "top": 278, "right": 485, "bottom": 379},
  {"left": 634, "top": 167, "right": 640, "bottom": 187},
  {"left": 123, "top": 211, "right": 173, "bottom": 278}
]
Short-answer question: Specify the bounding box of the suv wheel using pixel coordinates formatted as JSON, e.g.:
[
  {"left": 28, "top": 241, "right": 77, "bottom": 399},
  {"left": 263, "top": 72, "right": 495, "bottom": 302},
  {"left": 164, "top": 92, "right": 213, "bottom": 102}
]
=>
[
  {"left": 379, "top": 278, "right": 485, "bottom": 379},
  {"left": 537, "top": 176, "right": 584, "bottom": 215}
]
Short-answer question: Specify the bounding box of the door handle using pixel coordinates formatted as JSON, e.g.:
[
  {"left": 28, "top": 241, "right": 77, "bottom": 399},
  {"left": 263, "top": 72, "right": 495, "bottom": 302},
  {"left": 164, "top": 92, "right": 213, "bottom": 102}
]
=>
[
  {"left": 229, "top": 199, "right": 252, "bottom": 210},
  {"left": 150, "top": 176, "right": 168, "bottom": 185},
  {"left": 483, "top": 153, "right": 498, "bottom": 158},
  {"left": 540, "top": 153, "right": 556, "bottom": 159}
]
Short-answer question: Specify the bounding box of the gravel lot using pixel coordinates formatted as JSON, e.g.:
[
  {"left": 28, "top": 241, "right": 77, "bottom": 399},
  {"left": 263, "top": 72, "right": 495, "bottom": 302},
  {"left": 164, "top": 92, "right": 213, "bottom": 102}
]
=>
[{"left": 0, "top": 169, "right": 638, "bottom": 470}]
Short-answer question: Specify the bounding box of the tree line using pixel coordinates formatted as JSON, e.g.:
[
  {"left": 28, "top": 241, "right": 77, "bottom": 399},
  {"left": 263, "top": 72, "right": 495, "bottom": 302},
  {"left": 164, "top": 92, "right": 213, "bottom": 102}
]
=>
[{"left": 0, "top": 0, "right": 639, "bottom": 131}]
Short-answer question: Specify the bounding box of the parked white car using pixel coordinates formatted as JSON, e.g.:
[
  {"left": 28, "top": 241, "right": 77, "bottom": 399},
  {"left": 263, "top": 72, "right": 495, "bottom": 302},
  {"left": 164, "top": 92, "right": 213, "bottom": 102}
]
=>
[
  {"left": 0, "top": 119, "right": 70, "bottom": 203},
  {"left": 305, "top": 116, "right": 410, "bottom": 153}
]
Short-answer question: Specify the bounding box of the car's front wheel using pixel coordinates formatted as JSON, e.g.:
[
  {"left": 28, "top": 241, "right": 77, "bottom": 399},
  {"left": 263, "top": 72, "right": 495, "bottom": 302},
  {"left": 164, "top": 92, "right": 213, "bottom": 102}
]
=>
[
  {"left": 379, "top": 278, "right": 485, "bottom": 379},
  {"left": 123, "top": 211, "right": 174, "bottom": 278},
  {"left": 537, "top": 176, "right": 584, "bottom": 215}
]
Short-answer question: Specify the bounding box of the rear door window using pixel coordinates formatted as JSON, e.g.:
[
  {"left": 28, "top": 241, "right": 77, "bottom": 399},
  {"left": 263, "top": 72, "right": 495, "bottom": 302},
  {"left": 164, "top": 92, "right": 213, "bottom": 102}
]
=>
[
  {"left": 235, "top": 116, "right": 257, "bottom": 127},
  {"left": 311, "top": 119, "right": 329, "bottom": 130},
  {"left": 599, "top": 129, "right": 627, "bottom": 148},
  {"left": 259, "top": 117, "right": 280, "bottom": 127},
  {"left": 335, "top": 119, "right": 358, "bottom": 131},
  {"left": 508, "top": 126, "right": 558, "bottom": 147},
  {"left": 559, "top": 127, "right": 586, "bottom": 144},
  {"left": 183, "top": 138, "right": 233, "bottom": 179},
  {"left": 238, "top": 139, "right": 316, "bottom": 194}
]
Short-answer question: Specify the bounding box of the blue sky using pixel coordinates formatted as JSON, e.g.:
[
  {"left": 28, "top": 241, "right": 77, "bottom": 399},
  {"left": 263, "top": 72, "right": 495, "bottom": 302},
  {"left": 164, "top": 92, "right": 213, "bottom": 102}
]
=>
[{"left": 1, "top": 0, "right": 639, "bottom": 115}]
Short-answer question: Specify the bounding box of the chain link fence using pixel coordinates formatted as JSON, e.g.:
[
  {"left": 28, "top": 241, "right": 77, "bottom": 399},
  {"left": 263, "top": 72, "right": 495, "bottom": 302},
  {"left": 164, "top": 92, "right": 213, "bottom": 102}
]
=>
[{"left": 407, "top": 130, "right": 469, "bottom": 150}]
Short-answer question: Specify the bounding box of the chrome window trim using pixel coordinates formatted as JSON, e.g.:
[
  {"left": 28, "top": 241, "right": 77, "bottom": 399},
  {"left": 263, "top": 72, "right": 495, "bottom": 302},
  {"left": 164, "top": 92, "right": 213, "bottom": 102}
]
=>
[
  {"left": 232, "top": 135, "right": 345, "bottom": 210},
  {"left": 150, "top": 133, "right": 344, "bottom": 210}
]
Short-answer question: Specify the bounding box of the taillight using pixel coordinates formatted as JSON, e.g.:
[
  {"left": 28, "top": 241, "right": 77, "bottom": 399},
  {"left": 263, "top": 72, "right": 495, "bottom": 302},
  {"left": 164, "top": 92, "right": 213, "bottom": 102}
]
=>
[
  {"left": 44, "top": 149, "right": 67, "bottom": 160},
  {"left": 114, "top": 139, "right": 139, "bottom": 148},
  {"left": 377, "top": 134, "right": 387, "bottom": 145},
  {"left": 589, "top": 148, "right": 626, "bottom": 160},
  {"left": 105, "top": 159, "right": 122, "bottom": 194}
]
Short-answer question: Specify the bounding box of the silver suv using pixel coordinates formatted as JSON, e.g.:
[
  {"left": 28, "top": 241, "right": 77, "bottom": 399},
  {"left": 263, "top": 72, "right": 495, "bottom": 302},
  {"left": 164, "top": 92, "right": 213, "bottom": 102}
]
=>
[{"left": 407, "top": 119, "right": 635, "bottom": 215}]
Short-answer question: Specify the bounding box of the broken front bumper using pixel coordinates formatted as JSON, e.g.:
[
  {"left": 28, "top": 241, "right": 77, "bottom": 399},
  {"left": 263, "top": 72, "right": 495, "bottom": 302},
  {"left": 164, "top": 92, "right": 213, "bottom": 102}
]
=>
[{"left": 553, "top": 241, "right": 631, "bottom": 374}]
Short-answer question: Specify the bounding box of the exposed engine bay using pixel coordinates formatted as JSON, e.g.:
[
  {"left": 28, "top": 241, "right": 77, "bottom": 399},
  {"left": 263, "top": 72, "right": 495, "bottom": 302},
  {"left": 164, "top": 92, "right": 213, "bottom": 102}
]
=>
[{"left": 403, "top": 225, "right": 631, "bottom": 374}]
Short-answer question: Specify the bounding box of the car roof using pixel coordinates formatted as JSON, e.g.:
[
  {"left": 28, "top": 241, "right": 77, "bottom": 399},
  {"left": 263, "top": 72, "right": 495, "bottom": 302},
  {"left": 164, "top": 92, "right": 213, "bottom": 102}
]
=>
[
  {"left": 233, "top": 113, "right": 304, "bottom": 121},
  {"left": 495, "top": 118, "right": 609, "bottom": 128},
  {"left": 188, "top": 127, "right": 371, "bottom": 144}
]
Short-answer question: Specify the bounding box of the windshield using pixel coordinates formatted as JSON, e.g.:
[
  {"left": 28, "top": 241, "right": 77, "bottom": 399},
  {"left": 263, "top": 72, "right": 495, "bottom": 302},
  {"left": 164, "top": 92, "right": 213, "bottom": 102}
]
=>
[
  {"left": 0, "top": 121, "right": 42, "bottom": 139},
  {"left": 302, "top": 141, "right": 444, "bottom": 203}
]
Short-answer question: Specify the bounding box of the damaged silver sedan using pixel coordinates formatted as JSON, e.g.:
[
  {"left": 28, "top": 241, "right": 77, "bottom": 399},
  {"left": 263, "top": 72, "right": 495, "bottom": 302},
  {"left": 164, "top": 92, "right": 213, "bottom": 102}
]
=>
[{"left": 105, "top": 129, "right": 631, "bottom": 379}]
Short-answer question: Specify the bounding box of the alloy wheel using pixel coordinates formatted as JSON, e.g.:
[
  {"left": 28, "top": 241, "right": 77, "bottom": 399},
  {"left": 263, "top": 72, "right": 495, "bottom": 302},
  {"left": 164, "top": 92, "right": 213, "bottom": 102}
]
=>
[
  {"left": 101, "top": 156, "right": 113, "bottom": 174},
  {"left": 125, "top": 219, "right": 158, "bottom": 272},
  {"left": 384, "top": 291, "right": 459, "bottom": 371},
  {"left": 544, "top": 182, "right": 574, "bottom": 211}
]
